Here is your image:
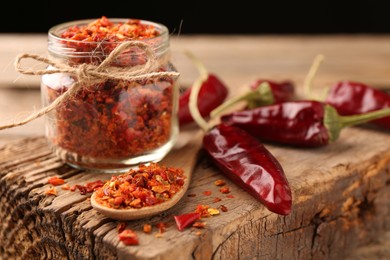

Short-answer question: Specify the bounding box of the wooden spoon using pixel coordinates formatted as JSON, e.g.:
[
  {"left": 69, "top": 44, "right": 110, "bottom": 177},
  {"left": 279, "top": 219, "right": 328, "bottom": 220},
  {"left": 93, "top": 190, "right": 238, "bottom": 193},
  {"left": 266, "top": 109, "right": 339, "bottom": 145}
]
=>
[{"left": 90, "top": 130, "right": 203, "bottom": 221}]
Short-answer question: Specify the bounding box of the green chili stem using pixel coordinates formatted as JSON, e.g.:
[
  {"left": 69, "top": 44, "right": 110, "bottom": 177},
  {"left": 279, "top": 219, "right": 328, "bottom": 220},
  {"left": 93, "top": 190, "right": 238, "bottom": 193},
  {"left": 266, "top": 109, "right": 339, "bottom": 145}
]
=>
[
  {"left": 303, "top": 54, "right": 325, "bottom": 99},
  {"left": 340, "top": 108, "right": 390, "bottom": 128},
  {"left": 210, "top": 82, "right": 273, "bottom": 118}
]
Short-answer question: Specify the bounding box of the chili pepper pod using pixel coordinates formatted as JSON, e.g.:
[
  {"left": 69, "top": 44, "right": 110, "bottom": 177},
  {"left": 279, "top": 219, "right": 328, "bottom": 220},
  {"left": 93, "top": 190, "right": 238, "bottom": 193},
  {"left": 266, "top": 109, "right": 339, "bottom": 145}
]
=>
[
  {"left": 188, "top": 65, "right": 292, "bottom": 215},
  {"left": 221, "top": 100, "right": 390, "bottom": 147},
  {"left": 210, "top": 79, "right": 295, "bottom": 118},
  {"left": 325, "top": 81, "right": 390, "bottom": 130},
  {"left": 178, "top": 52, "right": 228, "bottom": 126},
  {"left": 203, "top": 124, "right": 292, "bottom": 215},
  {"left": 249, "top": 79, "right": 295, "bottom": 106}
]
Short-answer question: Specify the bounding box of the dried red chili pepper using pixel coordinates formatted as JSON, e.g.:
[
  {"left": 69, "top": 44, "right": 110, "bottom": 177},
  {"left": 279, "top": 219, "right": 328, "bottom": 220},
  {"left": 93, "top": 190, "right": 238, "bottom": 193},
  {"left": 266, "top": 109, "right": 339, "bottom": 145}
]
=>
[
  {"left": 178, "top": 53, "right": 228, "bottom": 126},
  {"left": 325, "top": 81, "right": 390, "bottom": 130},
  {"left": 250, "top": 79, "right": 295, "bottom": 104},
  {"left": 222, "top": 100, "right": 390, "bottom": 147},
  {"left": 188, "top": 69, "right": 292, "bottom": 216},
  {"left": 303, "top": 55, "right": 390, "bottom": 130},
  {"left": 174, "top": 212, "right": 201, "bottom": 231},
  {"left": 210, "top": 79, "right": 295, "bottom": 118},
  {"left": 203, "top": 124, "right": 292, "bottom": 215},
  {"left": 118, "top": 229, "right": 139, "bottom": 245}
]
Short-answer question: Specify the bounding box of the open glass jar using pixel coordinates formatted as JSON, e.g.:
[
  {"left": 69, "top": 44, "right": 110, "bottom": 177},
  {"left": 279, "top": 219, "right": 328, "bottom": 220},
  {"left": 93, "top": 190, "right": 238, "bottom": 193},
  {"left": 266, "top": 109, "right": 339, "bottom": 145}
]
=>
[{"left": 41, "top": 18, "right": 179, "bottom": 172}]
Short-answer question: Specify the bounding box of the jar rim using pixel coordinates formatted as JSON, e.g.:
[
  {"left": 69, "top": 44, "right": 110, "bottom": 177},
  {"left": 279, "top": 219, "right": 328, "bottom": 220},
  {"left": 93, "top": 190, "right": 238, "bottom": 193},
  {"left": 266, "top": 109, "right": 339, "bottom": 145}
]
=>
[{"left": 48, "top": 18, "right": 169, "bottom": 44}]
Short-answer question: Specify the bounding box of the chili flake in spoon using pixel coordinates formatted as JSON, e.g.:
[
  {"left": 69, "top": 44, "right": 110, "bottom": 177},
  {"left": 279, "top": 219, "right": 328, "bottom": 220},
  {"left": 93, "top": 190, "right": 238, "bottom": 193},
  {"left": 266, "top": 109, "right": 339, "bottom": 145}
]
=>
[{"left": 94, "top": 163, "right": 185, "bottom": 209}]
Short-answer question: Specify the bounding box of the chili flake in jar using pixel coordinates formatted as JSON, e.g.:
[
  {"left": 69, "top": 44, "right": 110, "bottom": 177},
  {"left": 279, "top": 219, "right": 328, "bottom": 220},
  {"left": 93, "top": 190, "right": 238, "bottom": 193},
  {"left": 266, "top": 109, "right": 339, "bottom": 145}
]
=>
[
  {"left": 42, "top": 17, "right": 179, "bottom": 171},
  {"left": 94, "top": 163, "right": 185, "bottom": 209}
]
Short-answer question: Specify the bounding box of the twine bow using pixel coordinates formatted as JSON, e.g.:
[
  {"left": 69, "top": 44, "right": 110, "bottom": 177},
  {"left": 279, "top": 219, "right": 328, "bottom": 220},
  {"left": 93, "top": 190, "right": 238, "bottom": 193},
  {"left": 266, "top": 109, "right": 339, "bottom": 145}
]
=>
[{"left": 0, "top": 41, "right": 180, "bottom": 130}]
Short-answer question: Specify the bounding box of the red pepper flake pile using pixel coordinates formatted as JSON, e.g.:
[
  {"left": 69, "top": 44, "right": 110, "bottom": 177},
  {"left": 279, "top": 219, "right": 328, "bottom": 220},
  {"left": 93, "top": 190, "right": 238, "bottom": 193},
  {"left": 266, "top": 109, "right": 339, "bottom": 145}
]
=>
[
  {"left": 48, "top": 176, "right": 65, "bottom": 186},
  {"left": 118, "top": 229, "right": 139, "bottom": 246},
  {"left": 94, "top": 163, "right": 185, "bottom": 209},
  {"left": 46, "top": 17, "right": 175, "bottom": 160},
  {"left": 61, "top": 16, "right": 159, "bottom": 55}
]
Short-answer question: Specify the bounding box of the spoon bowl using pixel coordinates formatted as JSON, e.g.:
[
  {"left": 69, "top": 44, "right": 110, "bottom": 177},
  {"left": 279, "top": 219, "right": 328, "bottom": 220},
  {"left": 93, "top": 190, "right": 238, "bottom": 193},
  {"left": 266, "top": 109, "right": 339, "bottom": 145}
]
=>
[{"left": 90, "top": 130, "right": 203, "bottom": 220}]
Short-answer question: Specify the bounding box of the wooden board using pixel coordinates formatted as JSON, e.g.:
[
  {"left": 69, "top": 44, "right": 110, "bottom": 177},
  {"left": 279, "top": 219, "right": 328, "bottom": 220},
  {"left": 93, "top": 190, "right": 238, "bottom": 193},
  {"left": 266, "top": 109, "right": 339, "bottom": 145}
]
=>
[
  {"left": 1, "top": 124, "right": 390, "bottom": 259},
  {"left": 2, "top": 35, "right": 390, "bottom": 259}
]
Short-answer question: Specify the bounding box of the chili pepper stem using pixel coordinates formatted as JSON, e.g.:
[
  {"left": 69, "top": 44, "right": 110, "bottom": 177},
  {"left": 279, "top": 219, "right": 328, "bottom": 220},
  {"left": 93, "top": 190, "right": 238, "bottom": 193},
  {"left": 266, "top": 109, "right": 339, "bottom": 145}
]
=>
[
  {"left": 184, "top": 51, "right": 208, "bottom": 79},
  {"left": 210, "top": 82, "right": 273, "bottom": 118},
  {"left": 303, "top": 54, "right": 325, "bottom": 100},
  {"left": 324, "top": 105, "right": 390, "bottom": 142}
]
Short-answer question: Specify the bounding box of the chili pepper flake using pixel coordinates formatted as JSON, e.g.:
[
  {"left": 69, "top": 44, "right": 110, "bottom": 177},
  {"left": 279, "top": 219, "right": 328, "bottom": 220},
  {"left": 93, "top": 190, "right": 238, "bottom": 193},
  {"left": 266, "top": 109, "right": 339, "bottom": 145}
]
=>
[
  {"left": 156, "top": 222, "right": 166, "bottom": 233},
  {"left": 174, "top": 212, "right": 201, "bottom": 231},
  {"left": 214, "top": 179, "right": 226, "bottom": 186},
  {"left": 45, "top": 187, "right": 57, "bottom": 196},
  {"left": 94, "top": 163, "right": 185, "bottom": 209},
  {"left": 70, "top": 185, "right": 77, "bottom": 192},
  {"left": 207, "top": 208, "right": 220, "bottom": 216},
  {"left": 226, "top": 195, "right": 235, "bottom": 199},
  {"left": 213, "top": 197, "right": 222, "bottom": 203},
  {"left": 143, "top": 224, "right": 152, "bottom": 233},
  {"left": 220, "top": 205, "right": 228, "bottom": 212},
  {"left": 203, "top": 190, "right": 212, "bottom": 196},
  {"left": 48, "top": 176, "right": 65, "bottom": 186},
  {"left": 192, "top": 221, "right": 206, "bottom": 229},
  {"left": 118, "top": 229, "right": 139, "bottom": 245},
  {"left": 187, "top": 193, "right": 197, "bottom": 197},
  {"left": 219, "top": 186, "right": 230, "bottom": 194},
  {"left": 117, "top": 222, "right": 127, "bottom": 233},
  {"left": 195, "top": 231, "right": 203, "bottom": 236},
  {"left": 61, "top": 184, "right": 70, "bottom": 190},
  {"left": 195, "top": 204, "right": 210, "bottom": 218}
]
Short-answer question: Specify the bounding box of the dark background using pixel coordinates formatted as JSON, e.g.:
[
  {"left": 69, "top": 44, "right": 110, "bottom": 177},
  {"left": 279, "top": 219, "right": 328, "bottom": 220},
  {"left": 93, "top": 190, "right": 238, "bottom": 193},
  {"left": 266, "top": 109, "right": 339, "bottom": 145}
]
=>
[{"left": 0, "top": 1, "right": 389, "bottom": 34}]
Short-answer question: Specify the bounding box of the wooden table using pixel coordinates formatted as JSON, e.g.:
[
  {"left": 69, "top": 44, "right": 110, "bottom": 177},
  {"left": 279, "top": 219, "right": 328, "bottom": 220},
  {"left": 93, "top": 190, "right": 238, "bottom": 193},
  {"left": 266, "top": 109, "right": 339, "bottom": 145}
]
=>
[{"left": 1, "top": 35, "right": 390, "bottom": 259}]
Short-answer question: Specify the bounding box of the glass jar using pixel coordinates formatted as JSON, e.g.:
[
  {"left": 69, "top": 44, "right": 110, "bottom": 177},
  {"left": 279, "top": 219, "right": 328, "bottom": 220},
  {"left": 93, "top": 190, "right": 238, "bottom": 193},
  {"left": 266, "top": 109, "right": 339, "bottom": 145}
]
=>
[{"left": 41, "top": 18, "right": 179, "bottom": 172}]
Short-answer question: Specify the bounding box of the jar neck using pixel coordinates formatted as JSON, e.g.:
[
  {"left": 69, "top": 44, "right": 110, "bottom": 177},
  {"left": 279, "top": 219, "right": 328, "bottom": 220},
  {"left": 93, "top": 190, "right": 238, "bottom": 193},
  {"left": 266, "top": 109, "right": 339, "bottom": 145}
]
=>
[{"left": 47, "top": 19, "right": 170, "bottom": 66}]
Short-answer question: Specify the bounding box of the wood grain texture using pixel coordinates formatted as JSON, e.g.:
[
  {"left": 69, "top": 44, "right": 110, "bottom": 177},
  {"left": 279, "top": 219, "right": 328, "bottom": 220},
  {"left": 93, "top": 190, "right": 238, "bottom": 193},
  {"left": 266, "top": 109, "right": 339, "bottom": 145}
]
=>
[
  {"left": 1, "top": 35, "right": 390, "bottom": 259},
  {"left": 1, "top": 126, "right": 390, "bottom": 259}
]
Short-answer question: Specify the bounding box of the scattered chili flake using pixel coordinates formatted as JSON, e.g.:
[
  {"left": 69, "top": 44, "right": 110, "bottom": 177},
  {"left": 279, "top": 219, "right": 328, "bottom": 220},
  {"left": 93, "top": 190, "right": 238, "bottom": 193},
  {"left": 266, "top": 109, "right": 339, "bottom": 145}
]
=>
[
  {"left": 118, "top": 229, "right": 139, "bottom": 245},
  {"left": 226, "top": 195, "right": 235, "bottom": 199},
  {"left": 156, "top": 222, "right": 166, "bottom": 234},
  {"left": 117, "top": 222, "right": 127, "bottom": 233},
  {"left": 187, "top": 193, "right": 196, "bottom": 197},
  {"left": 85, "top": 180, "right": 104, "bottom": 193},
  {"left": 203, "top": 190, "right": 212, "bottom": 196},
  {"left": 213, "top": 197, "right": 222, "bottom": 203},
  {"left": 195, "top": 231, "right": 203, "bottom": 236},
  {"left": 192, "top": 221, "right": 206, "bottom": 229},
  {"left": 220, "top": 205, "right": 228, "bottom": 212},
  {"left": 174, "top": 213, "right": 201, "bottom": 231},
  {"left": 214, "top": 180, "right": 226, "bottom": 186},
  {"left": 48, "top": 176, "right": 65, "bottom": 186},
  {"left": 70, "top": 185, "right": 77, "bottom": 192},
  {"left": 207, "top": 208, "right": 220, "bottom": 216},
  {"left": 94, "top": 163, "right": 185, "bottom": 209},
  {"left": 76, "top": 185, "right": 88, "bottom": 195},
  {"left": 61, "top": 184, "right": 70, "bottom": 190},
  {"left": 219, "top": 186, "right": 230, "bottom": 194},
  {"left": 143, "top": 224, "right": 152, "bottom": 233},
  {"left": 195, "top": 204, "right": 210, "bottom": 218},
  {"left": 45, "top": 187, "right": 57, "bottom": 196}
]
